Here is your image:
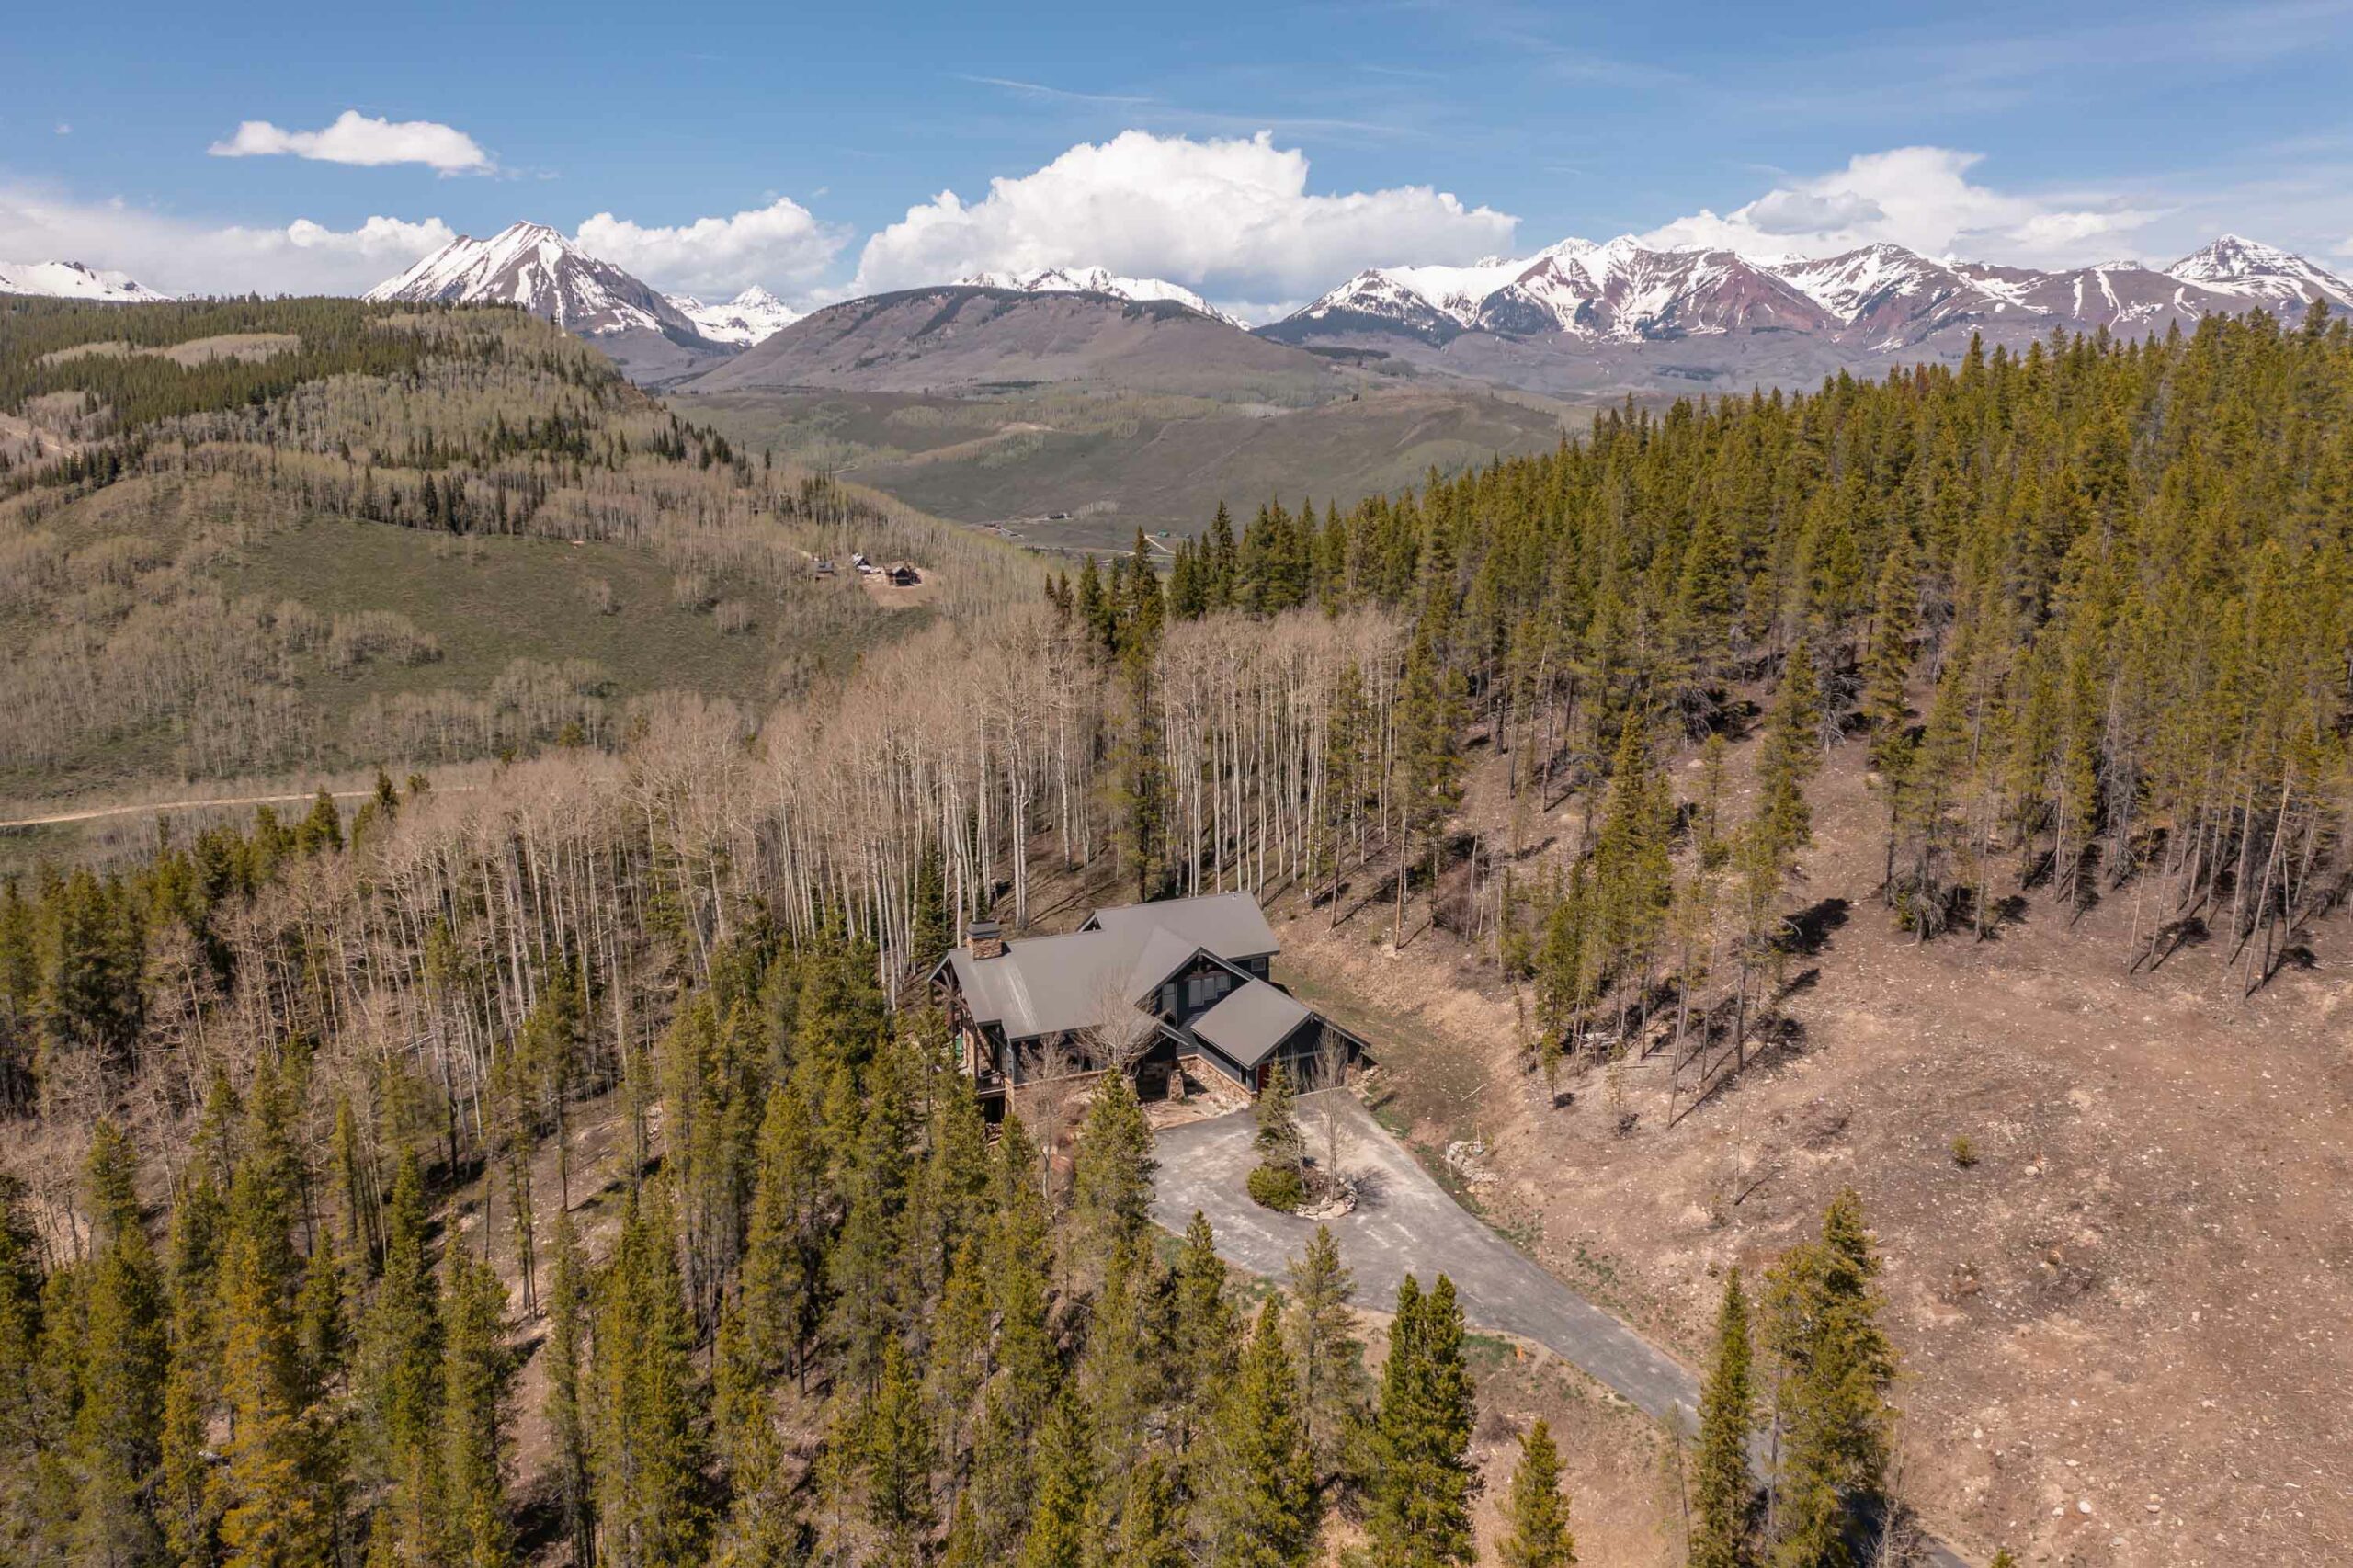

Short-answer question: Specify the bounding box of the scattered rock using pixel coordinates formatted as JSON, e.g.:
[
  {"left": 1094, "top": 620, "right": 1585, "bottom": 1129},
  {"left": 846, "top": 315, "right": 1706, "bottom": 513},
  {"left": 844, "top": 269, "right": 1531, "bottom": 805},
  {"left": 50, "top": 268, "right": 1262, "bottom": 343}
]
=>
[{"left": 1445, "top": 1139, "right": 1496, "bottom": 1187}]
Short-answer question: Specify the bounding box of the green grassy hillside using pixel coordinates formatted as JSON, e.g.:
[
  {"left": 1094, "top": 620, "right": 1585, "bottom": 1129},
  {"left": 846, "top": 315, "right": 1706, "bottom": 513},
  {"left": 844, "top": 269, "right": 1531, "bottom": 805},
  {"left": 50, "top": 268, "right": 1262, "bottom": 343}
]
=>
[{"left": 0, "top": 295, "right": 1039, "bottom": 807}]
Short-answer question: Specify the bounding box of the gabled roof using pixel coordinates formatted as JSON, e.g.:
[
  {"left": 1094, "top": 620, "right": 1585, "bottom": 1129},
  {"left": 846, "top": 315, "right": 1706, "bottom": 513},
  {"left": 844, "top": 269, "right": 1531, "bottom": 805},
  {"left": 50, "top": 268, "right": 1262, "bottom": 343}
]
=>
[
  {"left": 936, "top": 891, "right": 1280, "bottom": 1042},
  {"left": 1190, "top": 979, "right": 1314, "bottom": 1071},
  {"left": 1081, "top": 891, "right": 1279, "bottom": 960}
]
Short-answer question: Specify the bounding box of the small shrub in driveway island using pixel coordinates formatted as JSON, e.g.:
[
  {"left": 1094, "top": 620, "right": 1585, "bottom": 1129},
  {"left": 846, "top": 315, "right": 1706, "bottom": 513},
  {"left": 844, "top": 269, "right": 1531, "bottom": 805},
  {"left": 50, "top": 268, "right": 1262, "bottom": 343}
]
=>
[{"left": 1248, "top": 1163, "right": 1308, "bottom": 1211}]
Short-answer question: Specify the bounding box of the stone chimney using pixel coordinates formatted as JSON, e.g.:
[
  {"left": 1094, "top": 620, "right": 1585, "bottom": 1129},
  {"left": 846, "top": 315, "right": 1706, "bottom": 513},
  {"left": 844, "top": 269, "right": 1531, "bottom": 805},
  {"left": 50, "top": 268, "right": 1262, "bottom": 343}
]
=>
[{"left": 966, "top": 920, "right": 1006, "bottom": 960}]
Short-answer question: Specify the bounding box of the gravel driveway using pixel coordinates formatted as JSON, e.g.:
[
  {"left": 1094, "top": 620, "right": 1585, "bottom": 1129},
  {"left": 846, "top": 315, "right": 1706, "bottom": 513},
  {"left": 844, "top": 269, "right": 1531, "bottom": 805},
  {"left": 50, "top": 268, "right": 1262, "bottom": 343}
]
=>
[
  {"left": 1152, "top": 1091, "right": 1701, "bottom": 1425},
  {"left": 1150, "top": 1090, "right": 1971, "bottom": 1568}
]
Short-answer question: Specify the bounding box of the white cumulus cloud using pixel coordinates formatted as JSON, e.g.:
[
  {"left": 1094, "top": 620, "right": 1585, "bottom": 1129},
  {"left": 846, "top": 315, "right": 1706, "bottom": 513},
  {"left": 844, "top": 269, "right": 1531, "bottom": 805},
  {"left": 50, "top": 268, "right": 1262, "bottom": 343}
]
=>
[
  {"left": 0, "top": 184, "right": 454, "bottom": 295},
  {"left": 851, "top": 130, "right": 1517, "bottom": 307},
  {"left": 574, "top": 199, "right": 850, "bottom": 299},
  {"left": 1639, "top": 147, "right": 2159, "bottom": 267},
  {"left": 210, "top": 110, "right": 494, "bottom": 174}
]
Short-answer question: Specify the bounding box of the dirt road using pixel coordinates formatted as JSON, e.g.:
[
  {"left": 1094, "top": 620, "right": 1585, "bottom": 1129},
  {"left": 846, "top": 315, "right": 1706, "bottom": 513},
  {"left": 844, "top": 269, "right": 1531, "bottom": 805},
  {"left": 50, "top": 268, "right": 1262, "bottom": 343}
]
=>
[{"left": 0, "top": 785, "right": 473, "bottom": 832}]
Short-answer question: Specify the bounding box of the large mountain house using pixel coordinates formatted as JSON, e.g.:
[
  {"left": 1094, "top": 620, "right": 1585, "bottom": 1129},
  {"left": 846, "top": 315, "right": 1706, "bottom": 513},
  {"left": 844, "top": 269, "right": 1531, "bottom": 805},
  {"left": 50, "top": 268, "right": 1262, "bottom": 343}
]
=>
[{"left": 930, "top": 892, "right": 1369, "bottom": 1112}]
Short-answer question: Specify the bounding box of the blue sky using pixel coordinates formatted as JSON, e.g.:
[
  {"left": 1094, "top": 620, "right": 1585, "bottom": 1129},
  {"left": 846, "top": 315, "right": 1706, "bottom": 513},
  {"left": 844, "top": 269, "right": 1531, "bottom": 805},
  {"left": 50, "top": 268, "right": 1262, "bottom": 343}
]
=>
[{"left": 6, "top": 0, "right": 2352, "bottom": 313}]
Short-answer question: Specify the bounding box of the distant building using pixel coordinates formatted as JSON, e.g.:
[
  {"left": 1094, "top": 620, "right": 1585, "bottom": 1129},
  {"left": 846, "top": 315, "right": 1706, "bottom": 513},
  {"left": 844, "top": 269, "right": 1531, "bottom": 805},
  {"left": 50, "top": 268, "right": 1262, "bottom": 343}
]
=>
[
  {"left": 885, "top": 562, "right": 920, "bottom": 586},
  {"left": 931, "top": 891, "right": 1369, "bottom": 1113}
]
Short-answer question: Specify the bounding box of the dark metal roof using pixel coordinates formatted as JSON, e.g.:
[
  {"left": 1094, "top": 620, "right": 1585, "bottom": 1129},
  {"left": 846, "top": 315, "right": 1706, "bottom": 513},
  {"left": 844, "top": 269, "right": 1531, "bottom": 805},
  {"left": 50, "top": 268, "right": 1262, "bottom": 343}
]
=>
[
  {"left": 938, "top": 891, "right": 1280, "bottom": 1041},
  {"left": 1188, "top": 979, "right": 1314, "bottom": 1071}
]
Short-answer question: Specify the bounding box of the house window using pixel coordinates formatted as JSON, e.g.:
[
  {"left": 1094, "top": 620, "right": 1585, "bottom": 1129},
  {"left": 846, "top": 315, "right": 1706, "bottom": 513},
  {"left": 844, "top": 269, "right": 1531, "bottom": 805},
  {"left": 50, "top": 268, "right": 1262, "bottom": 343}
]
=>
[{"left": 1187, "top": 970, "right": 1234, "bottom": 1010}]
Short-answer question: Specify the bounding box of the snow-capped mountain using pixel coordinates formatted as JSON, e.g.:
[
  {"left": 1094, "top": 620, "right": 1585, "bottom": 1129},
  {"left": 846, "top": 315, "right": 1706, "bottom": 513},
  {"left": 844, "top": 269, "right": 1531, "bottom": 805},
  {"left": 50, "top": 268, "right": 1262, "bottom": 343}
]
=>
[
  {"left": 665, "top": 286, "right": 801, "bottom": 347},
  {"left": 1277, "top": 235, "right": 1832, "bottom": 345},
  {"left": 954, "top": 266, "right": 1245, "bottom": 328},
  {"left": 2165, "top": 234, "right": 2353, "bottom": 310},
  {"left": 1767, "top": 244, "right": 2016, "bottom": 347},
  {"left": 0, "top": 260, "right": 171, "bottom": 302},
  {"left": 1944, "top": 257, "right": 2250, "bottom": 336},
  {"left": 1294, "top": 241, "right": 1592, "bottom": 338},
  {"left": 1270, "top": 233, "right": 2347, "bottom": 354},
  {"left": 366, "top": 222, "right": 711, "bottom": 343}
]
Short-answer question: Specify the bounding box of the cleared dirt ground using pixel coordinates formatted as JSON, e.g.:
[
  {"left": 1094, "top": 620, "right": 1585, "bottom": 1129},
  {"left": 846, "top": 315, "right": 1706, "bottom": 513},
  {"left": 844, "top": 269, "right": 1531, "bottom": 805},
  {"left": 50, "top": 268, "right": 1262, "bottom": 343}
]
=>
[{"left": 1273, "top": 738, "right": 2352, "bottom": 1568}]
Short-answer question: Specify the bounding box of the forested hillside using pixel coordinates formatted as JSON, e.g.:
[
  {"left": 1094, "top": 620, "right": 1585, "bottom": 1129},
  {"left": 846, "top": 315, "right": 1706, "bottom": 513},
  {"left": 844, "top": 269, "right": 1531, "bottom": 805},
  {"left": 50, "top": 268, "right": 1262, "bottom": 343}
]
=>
[
  {"left": 0, "top": 295, "right": 1030, "bottom": 806},
  {"left": 0, "top": 305, "right": 2347, "bottom": 1567}
]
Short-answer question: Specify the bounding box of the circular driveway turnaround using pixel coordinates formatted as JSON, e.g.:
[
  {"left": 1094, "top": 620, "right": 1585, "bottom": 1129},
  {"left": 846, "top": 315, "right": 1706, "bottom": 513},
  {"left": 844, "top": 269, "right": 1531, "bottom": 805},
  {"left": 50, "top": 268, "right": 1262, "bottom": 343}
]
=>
[{"left": 1149, "top": 1089, "right": 1972, "bottom": 1568}]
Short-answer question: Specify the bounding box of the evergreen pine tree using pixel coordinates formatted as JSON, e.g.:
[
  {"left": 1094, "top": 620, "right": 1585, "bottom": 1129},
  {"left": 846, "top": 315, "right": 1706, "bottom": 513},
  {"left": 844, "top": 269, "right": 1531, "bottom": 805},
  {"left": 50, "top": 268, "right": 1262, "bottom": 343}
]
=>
[
  {"left": 938, "top": 1494, "right": 983, "bottom": 1568},
  {"left": 740, "top": 1073, "right": 824, "bottom": 1387},
  {"left": 909, "top": 845, "right": 953, "bottom": 974},
  {"left": 1206, "top": 503, "right": 1239, "bottom": 610},
  {"left": 1862, "top": 540, "right": 1918, "bottom": 770},
  {"left": 1395, "top": 617, "right": 1468, "bottom": 944},
  {"left": 70, "top": 1120, "right": 168, "bottom": 1568},
  {"left": 1285, "top": 1223, "right": 1367, "bottom": 1483},
  {"left": 989, "top": 1115, "right": 1058, "bottom": 1437},
  {"left": 592, "top": 1182, "right": 709, "bottom": 1568},
  {"left": 440, "top": 1245, "right": 514, "bottom": 1568},
  {"left": 1757, "top": 641, "right": 1824, "bottom": 861},
  {"left": 1109, "top": 631, "right": 1169, "bottom": 900},
  {"left": 215, "top": 1063, "right": 331, "bottom": 1568},
  {"left": 543, "top": 1208, "right": 596, "bottom": 1568},
  {"left": 1077, "top": 1233, "right": 1166, "bottom": 1494},
  {"left": 1200, "top": 1299, "right": 1317, "bottom": 1568},
  {"left": 1592, "top": 715, "right": 1674, "bottom": 1007},
  {"left": 967, "top": 1382, "right": 1034, "bottom": 1558},
  {"left": 362, "top": 1150, "right": 442, "bottom": 1493},
  {"left": 1252, "top": 1062, "right": 1304, "bottom": 1187},
  {"left": 1692, "top": 1269, "right": 1756, "bottom": 1568},
  {"left": 1112, "top": 1453, "right": 1188, "bottom": 1568},
  {"left": 1369, "top": 1274, "right": 1477, "bottom": 1568},
  {"left": 926, "top": 1236, "right": 992, "bottom": 1459},
  {"left": 0, "top": 1175, "right": 45, "bottom": 1556},
  {"left": 1170, "top": 1211, "right": 1237, "bottom": 1451},
  {"left": 1498, "top": 1418, "right": 1575, "bottom": 1568},
  {"left": 1068, "top": 1071, "right": 1155, "bottom": 1276},
  {"left": 1014, "top": 1391, "right": 1096, "bottom": 1568},
  {"left": 1764, "top": 1190, "right": 1895, "bottom": 1568},
  {"left": 861, "top": 1337, "right": 935, "bottom": 1549},
  {"left": 157, "top": 1174, "right": 226, "bottom": 1568}
]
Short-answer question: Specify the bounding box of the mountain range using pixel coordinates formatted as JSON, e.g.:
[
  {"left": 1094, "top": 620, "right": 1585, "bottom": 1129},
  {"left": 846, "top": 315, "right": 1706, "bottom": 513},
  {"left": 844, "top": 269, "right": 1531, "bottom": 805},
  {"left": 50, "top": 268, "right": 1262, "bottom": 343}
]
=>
[
  {"left": 374, "top": 223, "right": 2349, "bottom": 400},
  {"left": 11, "top": 221, "right": 2348, "bottom": 403},
  {"left": 1280, "top": 233, "right": 2353, "bottom": 347},
  {"left": 1257, "top": 233, "right": 2353, "bottom": 393}
]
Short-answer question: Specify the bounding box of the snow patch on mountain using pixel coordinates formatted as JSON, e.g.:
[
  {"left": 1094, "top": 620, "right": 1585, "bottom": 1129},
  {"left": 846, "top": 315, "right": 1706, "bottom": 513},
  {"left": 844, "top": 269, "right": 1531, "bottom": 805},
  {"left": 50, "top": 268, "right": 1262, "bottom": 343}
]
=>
[
  {"left": 954, "top": 266, "right": 1245, "bottom": 328},
  {"left": 0, "top": 260, "right": 171, "bottom": 302}
]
